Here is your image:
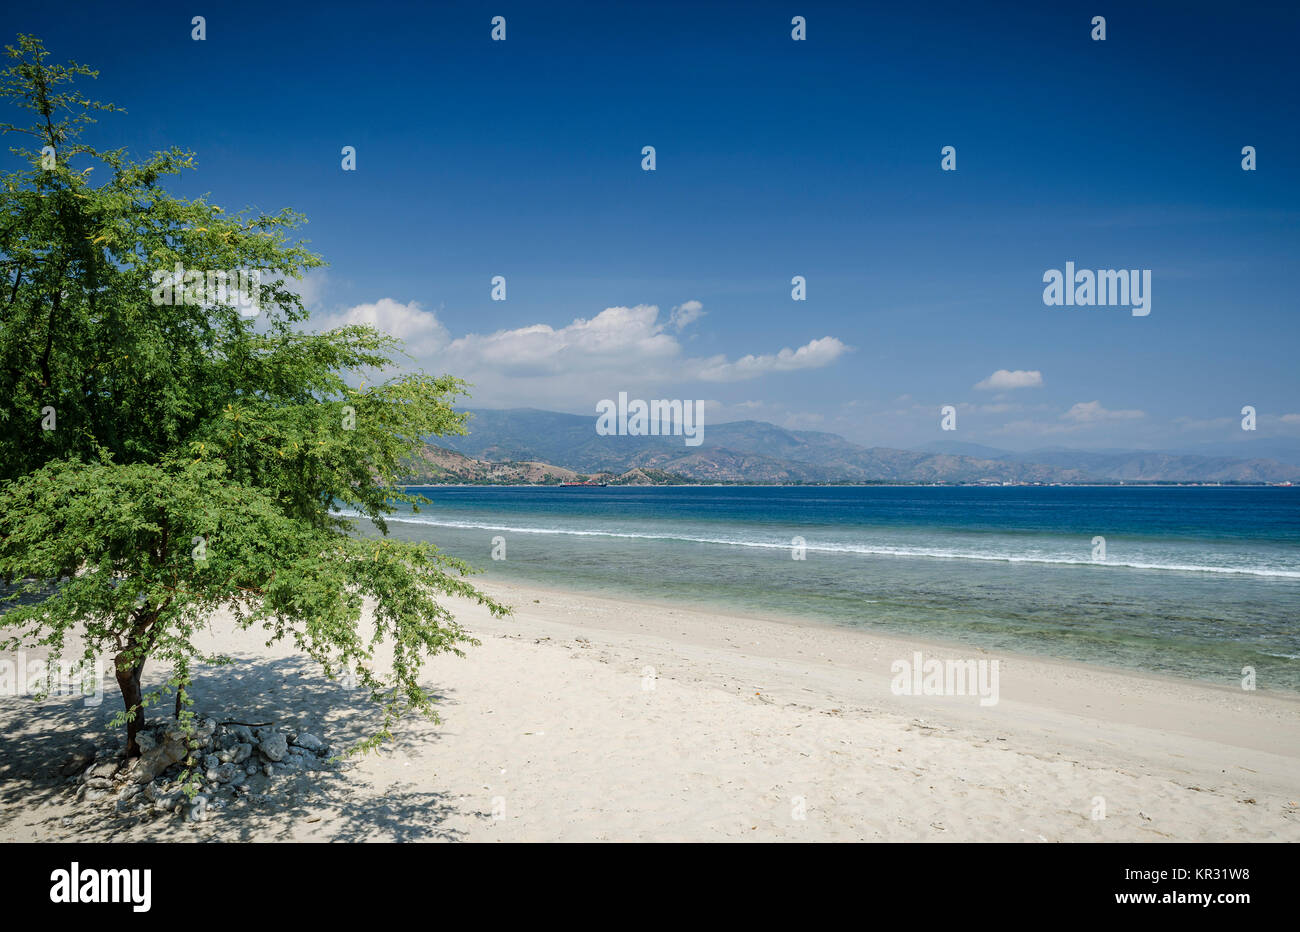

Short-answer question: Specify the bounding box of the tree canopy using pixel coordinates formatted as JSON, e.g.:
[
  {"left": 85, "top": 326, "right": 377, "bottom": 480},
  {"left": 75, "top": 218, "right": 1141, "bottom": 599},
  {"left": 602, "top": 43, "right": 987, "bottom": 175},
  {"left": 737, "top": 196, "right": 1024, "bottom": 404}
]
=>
[{"left": 0, "top": 35, "right": 507, "bottom": 763}]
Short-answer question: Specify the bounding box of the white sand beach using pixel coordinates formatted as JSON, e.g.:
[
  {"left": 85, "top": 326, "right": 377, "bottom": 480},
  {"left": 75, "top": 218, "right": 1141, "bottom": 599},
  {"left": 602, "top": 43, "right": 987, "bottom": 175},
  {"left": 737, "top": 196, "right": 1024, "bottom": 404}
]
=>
[{"left": 2, "top": 580, "right": 1298, "bottom": 842}]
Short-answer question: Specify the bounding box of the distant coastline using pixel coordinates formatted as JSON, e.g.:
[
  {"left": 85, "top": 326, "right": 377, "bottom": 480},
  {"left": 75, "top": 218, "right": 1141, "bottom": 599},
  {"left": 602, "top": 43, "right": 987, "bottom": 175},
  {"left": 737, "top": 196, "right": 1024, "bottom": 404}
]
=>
[
  {"left": 411, "top": 409, "right": 1300, "bottom": 486},
  {"left": 402, "top": 478, "right": 1297, "bottom": 489}
]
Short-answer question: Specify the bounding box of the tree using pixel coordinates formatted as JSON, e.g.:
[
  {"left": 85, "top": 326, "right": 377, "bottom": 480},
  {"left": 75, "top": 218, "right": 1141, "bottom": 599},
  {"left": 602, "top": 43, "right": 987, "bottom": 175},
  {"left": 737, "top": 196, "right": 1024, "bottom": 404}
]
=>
[{"left": 0, "top": 35, "right": 508, "bottom": 766}]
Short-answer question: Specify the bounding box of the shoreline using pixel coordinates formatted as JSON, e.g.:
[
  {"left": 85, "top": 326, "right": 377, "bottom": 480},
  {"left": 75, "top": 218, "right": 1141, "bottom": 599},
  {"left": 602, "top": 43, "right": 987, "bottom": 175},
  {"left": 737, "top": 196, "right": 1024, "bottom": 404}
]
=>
[
  {"left": 535, "top": 576, "right": 1300, "bottom": 695},
  {"left": 474, "top": 580, "right": 1300, "bottom": 762},
  {"left": 402, "top": 482, "right": 1298, "bottom": 489},
  {"left": 2, "top": 578, "right": 1297, "bottom": 841},
  {"left": 481, "top": 577, "right": 1300, "bottom": 702}
]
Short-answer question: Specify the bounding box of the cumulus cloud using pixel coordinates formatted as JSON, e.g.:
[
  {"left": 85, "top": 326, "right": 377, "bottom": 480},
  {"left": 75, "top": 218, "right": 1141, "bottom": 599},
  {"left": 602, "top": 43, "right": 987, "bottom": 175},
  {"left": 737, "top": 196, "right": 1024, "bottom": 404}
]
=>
[
  {"left": 694, "top": 336, "right": 849, "bottom": 382},
  {"left": 315, "top": 298, "right": 449, "bottom": 357},
  {"left": 444, "top": 304, "right": 681, "bottom": 378},
  {"left": 974, "top": 369, "right": 1043, "bottom": 391},
  {"left": 311, "top": 299, "right": 845, "bottom": 408}
]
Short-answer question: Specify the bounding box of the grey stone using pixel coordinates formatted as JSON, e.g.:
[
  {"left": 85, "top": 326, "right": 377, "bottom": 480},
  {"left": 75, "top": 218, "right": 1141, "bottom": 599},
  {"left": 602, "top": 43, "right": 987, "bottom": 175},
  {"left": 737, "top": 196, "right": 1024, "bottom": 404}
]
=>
[
  {"left": 293, "top": 732, "right": 325, "bottom": 752},
  {"left": 163, "top": 724, "right": 187, "bottom": 744},
  {"left": 131, "top": 728, "right": 189, "bottom": 784},
  {"left": 258, "top": 732, "right": 287, "bottom": 762},
  {"left": 195, "top": 718, "right": 217, "bottom": 745},
  {"left": 83, "top": 760, "right": 119, "bottom": 783}
]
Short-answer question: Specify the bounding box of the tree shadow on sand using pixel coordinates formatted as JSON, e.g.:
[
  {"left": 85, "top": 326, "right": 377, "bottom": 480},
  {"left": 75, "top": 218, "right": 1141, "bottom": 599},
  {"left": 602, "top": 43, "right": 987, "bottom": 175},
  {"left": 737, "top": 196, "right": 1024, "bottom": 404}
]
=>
[{"left": 0, "top": 652, "right": 482, "bottom": 842}]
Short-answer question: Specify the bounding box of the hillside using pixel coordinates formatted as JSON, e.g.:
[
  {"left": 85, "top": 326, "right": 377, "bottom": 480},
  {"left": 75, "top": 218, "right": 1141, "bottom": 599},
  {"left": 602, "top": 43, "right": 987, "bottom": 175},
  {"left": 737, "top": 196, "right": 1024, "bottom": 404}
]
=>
[
  {"left": 922, "top": 441, "right": 1300, "bottom": 484},
  {"left": 406, "top": 446, "right": 582, "bottom": 485},
  {"left": 416, "top": 409, "right": 1300, "bottom": 485},
  {"left": 404, "top": 445, "right": 690, "bottom": 486}
]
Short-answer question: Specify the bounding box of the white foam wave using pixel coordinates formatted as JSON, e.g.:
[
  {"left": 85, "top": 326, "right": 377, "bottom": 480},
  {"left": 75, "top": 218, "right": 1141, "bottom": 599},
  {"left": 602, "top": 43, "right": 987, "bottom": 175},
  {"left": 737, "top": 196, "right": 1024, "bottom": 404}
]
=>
[{"left": 337, "top": 512, "right": 1300, "bottom": 579}]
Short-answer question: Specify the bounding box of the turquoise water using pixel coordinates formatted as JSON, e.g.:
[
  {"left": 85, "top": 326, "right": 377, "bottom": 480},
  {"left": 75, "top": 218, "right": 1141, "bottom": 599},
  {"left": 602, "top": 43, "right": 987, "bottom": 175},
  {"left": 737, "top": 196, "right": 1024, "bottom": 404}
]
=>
[{"left": 348, "top": 486, "right": 1300, "bottom": 691}]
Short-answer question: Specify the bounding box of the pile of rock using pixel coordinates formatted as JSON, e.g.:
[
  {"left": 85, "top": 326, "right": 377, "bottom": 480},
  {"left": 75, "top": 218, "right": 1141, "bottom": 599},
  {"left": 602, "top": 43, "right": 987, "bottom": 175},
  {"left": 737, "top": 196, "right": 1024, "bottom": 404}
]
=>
[{"left": 73, "top": 717, "right": 348, "bottom": 823}]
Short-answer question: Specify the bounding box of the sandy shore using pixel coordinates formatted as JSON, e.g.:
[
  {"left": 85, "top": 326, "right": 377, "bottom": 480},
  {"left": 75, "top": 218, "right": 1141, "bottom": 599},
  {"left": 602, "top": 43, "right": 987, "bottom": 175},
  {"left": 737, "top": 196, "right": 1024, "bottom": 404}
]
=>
[{"left": 2, "top": 579, "right": 1298, "bottom": 842}]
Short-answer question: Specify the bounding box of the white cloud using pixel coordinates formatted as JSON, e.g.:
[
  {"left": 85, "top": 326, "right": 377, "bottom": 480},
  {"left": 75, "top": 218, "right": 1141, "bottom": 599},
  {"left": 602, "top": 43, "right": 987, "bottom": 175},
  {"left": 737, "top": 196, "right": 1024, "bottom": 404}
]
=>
[
  {"left": 974, "top": 369, "right": 1043, "bottom": 391},
  {"left": 445, "top": 304, "right": 680, "bottom": 377},
  {"left": 1062, "top": 400, "right": 1145, "bottom": 423},
  {"left": 669, "top": 300, "right": 705, "bottom": 331},
  {"left": 285, "top": 269, "right": 331, "bottom": 310},
  {"left": 311, "top": 299, "right": 845, "bottom": 408},
  {"left": 991, "top": 401, "right": 1147, "bottom": 437},
  {"left": 316, "top": 298, "right": 449, "bottom": 357},
  {"left": 695, "top": 336, "right": 849, "bottom": 382}
]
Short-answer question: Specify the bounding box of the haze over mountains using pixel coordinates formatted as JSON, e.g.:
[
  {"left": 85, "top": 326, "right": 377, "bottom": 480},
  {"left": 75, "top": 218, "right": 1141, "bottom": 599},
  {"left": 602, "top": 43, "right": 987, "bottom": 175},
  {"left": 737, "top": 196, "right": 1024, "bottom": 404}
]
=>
[{"left": 416, "top": 409, "right": 1300, "bottom": 485}]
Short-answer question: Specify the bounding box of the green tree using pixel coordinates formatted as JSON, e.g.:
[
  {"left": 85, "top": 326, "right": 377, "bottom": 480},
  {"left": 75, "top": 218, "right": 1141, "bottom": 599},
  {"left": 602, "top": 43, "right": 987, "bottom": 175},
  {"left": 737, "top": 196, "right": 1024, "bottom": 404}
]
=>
[{"left": 0, "top": 35, "right": 507, "bottom": 763}]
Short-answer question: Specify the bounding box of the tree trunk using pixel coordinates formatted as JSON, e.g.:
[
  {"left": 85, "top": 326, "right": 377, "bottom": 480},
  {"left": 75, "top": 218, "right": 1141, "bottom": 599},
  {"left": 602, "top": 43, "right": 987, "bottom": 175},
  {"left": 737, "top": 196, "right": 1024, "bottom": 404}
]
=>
[{"left": 115, "top": 653, "right": 145, "bottom": 757}]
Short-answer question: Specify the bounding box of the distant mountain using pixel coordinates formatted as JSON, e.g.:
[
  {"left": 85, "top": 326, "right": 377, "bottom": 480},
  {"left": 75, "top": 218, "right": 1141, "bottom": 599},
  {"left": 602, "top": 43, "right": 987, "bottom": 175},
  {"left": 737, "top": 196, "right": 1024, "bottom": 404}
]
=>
[
  {"left": 1175, "top": 440, "right": 1300, "bottom": 468},
  {"left": 420, "top": 410, "right": 1300, "bottom": 485},
  {"left": 915, "top": 440, "right": 1017, "bottom": 460},
  {"left": 922, "top": 440, "right": 1300, "bottom": 483},
  {"left": 427, "top": 409, "right": 1097, "bottom": 484}
]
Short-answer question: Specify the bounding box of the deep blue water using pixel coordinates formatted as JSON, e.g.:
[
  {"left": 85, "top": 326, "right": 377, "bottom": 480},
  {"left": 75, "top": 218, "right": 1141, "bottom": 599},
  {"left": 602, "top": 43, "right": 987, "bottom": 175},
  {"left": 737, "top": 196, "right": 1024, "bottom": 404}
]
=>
[{"left": 348, "top": 486, "right": 1300, "bottom": 691}]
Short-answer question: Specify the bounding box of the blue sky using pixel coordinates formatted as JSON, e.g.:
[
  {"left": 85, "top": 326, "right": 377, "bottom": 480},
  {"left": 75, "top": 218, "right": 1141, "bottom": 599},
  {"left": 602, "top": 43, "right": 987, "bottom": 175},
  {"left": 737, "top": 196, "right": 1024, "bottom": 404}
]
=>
[{"left": 6, "top": 0, "right": 1298, "bottom": 451}]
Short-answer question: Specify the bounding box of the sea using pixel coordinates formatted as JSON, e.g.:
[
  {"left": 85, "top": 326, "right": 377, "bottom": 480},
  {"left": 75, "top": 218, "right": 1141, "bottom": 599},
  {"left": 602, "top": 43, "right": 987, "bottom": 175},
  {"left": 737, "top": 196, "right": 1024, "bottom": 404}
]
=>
[{"left": 345, "top": 485, "right": 1300, "bottom": 692}]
